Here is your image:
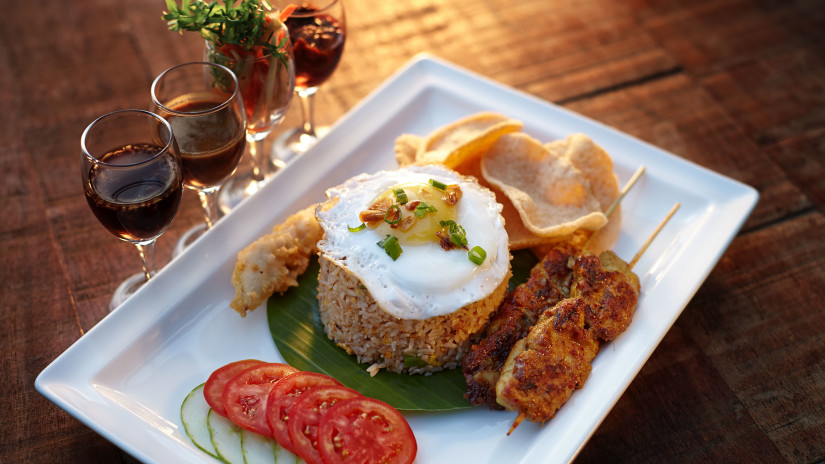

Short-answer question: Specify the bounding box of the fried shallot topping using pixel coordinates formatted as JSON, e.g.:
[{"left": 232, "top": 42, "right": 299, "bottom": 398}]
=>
[
  {"left": 393, "top": 215, "right": 417, "bottom": 231},
  {"left": 384, "top": 204, "right": 401, "bottom": 224},
  {"left": 359, "top": 197, "right": 393, "bottom": 225},
  {"left": 442, "top": 184, "right": 462, "bottom": 206},
  {"left": 436, "top": 230, "right": 456, "bottom": 251}
]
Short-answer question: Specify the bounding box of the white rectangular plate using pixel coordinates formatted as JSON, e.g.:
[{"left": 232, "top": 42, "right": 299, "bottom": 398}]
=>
[{"left": 37, "top": 54, "right": 758, "bottom": 463}]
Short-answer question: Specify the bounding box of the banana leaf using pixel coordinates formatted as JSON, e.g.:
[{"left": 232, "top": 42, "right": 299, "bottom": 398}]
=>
[{"left": 267, "top": 250, "right": 538, "bottom": 411}]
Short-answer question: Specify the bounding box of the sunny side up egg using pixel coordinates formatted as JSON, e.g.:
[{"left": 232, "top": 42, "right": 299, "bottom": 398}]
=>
[{"left": 316, "top": 164, "right": 510, "bottom": 320}]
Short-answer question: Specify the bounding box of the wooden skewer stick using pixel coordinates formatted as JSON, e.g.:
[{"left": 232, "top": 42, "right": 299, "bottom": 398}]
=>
[
  {"left": 628, "top": 202, "right": 680, "bottom": 270},
  {"left": 506, "top": 413, "right": 525, "bottom": 436},
  {"left": 584, "top": 165, "right": 645, "bottom": 252},
  {"left": 605, "top": 165, "right": 646, "bottom": 219}
]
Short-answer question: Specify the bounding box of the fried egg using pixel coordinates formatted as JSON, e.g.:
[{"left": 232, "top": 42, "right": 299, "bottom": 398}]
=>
[{"left": 316, "top": 164, "right": 510, "bottom": 320}]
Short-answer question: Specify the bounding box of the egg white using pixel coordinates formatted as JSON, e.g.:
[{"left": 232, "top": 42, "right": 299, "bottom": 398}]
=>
[{"left": 316, "top": 164, "right": 510, "bottom": 320}]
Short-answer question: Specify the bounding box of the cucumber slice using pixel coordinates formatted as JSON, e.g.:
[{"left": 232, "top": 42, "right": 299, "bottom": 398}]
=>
[
  {"left": 208, "top": 408, "right": 245, "bottom": 464},
  {"left": 240, "top": 428, "right": 307, "bottom": 464},
  {"left": 276, "top": 445, "right": 305, "bottom": 464},
  {"left": 180, "top": 383, "right": 220, "bottom": 459},
  {"left": 183, "top": 383, "right": 304, "bottom": 464},
  {"left": 240, "top": 428, "right": 275, "bottom": 463}
]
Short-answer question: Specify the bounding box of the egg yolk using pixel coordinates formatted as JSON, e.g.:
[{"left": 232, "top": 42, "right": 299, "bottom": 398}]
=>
[{"left": 370, "top": 183, "right": 457, "bottom": 246}]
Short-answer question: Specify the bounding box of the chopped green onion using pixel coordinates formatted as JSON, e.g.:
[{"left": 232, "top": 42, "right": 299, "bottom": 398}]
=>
[
  {"left": 468, "top": 246, "right": 487, "bottom": 265},
  {"left": 428, "top": 178, "right": 447, "bottom": 190},
  {"left": 348, "top": 223, "right": 366, "bottom": 232},
  {"left": 439, "top": 220, "right": 468, "bottom": 248},
  {"left": 384, "top": 205, "right": 402, "bottom": 225},
  {"left": 413, "top": 202, "right": 438, "bottom": 218},
  {"left": 393, "top": 188, "right": 408, "bottom": 204},
  {"left": 403, "top": 353, "right": 428, "bottom": 368},
  {"left": 377, "top": 235, "right": 403, "bottom": 261}
]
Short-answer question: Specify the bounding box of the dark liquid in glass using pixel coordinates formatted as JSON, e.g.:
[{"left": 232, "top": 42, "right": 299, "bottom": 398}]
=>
[
  {"left": 286, "top": 5, "right": 345, "bottom": 89},
  {"left": 166, "top": 98, "right": 246, "bottom": 188},
  {"left": 85, "top": 144, "right": 182, "bottom": 242}
]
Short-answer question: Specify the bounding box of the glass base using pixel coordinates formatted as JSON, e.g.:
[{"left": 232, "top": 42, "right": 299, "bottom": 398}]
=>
[
  {"left": 110, "top": 272, "right": 147, "bottom": 311},
  {"left": 272, "top": 126, "right": 329, "bottom": 166},
  {"left": 173, "top": 222, "right": 208, "bottom": 258},
  {"left": 218, "top": 170, "right": 270, "bottom": 216}
]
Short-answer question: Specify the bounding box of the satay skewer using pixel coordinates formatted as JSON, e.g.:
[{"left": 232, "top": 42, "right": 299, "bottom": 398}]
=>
[
  {"left": 505, "top": 201, "right": 680, "bottom": 435},
  {"left": 464, "top": 166, "right": 647, "bottom": 409}
]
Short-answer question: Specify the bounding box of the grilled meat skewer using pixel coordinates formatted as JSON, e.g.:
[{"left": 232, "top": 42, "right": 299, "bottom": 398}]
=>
[
  {"left": 496, "top": 248, "right": 640, "bottom": 430},
  {"left": 462, "top": 166, "right": 648, "bottom": 409},
  {"left": 462, "top": 242, "right": 580, "bottom": 407}
]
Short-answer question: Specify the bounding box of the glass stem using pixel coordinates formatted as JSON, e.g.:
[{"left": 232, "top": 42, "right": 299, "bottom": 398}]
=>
[
  {"left": 248, "top": 136, "right": 269, "bottom": 182},
  {"left": 198, "top": 190, "right": 220, "bottom": 229},
  {"left": 135, "top": 241, "right": 157, "bottom": 282},
  {"left": 297, "top": 87, "right": 318, "bottom": 136}
]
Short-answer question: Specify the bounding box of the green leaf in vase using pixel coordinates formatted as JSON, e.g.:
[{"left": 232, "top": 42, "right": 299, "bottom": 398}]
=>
[{"left": 266, "top": 250, "right": 538, "bottom": 411}]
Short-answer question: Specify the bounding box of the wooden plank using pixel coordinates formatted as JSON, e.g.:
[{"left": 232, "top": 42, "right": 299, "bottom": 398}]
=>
[
  {"left": 636, "top": 0, "right": 807, "bottom": 75},
  {"left": 764, "top": 130, "right": 825, "bottom": 213},
  {"left": 564, "top": 73, "right": 811, "bottom": 229},
  {"left": 123, "top": 0, "right": 206, "bottom": 77},
  {"left": 1, "top": 2, "right": 151, "bottom": 128},
  {"left": 0, "top": 105, "right": 125, "bottom": 464},
  {"left": 636, "top": 0, "right": 825, "bottom": 145},
  {"left": 580, "top": 326, "right": 784, "bottom": 462},
  {"left": 0, "top": 14, "right": 135, "bottom": 457},
  {"left": 700, "top": 48, "right": 825, "bottom": 146},
  {"left": 676, "top": 212, "right": 825, "bottom": 463},
  {"left": 326, "top": 0, "right": 681, "bottom": 106}
]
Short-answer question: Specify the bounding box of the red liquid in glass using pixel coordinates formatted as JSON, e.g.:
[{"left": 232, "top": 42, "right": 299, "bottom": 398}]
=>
[
  {"left": 85, "top": 144, "right": 182, "bottom": 242},
  {"left": 286, "top": 5, "right": 345, "bottom": 89},
  {"left": 166, "top": 98, "right": 246, "bottom": 188}
]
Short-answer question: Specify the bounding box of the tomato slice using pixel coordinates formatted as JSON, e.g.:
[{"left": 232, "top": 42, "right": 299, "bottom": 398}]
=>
[
  {"left": 203, "top": 359, "right": 266, "bottom": 417},
  {"left": 278, "top": 4, "right": 297, "bottom": 22},
  {"left": 317, "top": 397, "right": 417, "bottom": 464},
  {"left": 222, "top": 362, "right": 298, "bottom": 437},
  {"left": 287, "top": 385, "right": 362, "bottom": 464},
  {"left": 266, "top": 371, "right": 342, "bottom": 453}
]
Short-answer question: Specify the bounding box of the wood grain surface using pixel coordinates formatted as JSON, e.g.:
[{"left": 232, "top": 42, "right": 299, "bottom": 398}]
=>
[{"left": 1, "top": 0, "right": 823, "bottom": 462}]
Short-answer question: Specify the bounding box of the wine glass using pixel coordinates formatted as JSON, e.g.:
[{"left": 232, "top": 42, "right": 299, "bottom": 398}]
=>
[
  {"left": 151, "top": 62, "right": 248, "bottom": 256},
  {"left": 272, "top": 0, "right": 346, "bottom": 164},
  {"left": 209, "top": 18, "right": 296, "bottom": 214},
  {"left": 81, "top": 109, "right": 183, "bottom": 310}
]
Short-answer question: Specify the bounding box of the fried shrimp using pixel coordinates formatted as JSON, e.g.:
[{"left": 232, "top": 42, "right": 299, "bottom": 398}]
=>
[{"left": 230, "top": 204, "right": 325, "bottom": 316}]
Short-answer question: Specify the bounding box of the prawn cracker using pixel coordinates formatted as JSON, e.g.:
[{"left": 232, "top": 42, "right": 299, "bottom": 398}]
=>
[
  {"left": 394, "top": 133, "right": 421, "bottom": 167},
  {"left": 481, "top": 133, "right": 607, "bottom": 238},
  {"left": 546, "top": 134, "right": 622, "bottom": 252},
  {"left": 454, "top": 155, "right": 564, "bottom": 251},
  {"left": 416, "top": 112, "right": 523, "bottom": 168}
]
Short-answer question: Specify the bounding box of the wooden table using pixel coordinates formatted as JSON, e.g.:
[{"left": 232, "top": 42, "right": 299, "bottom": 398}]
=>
[{"left": 3, "top": 0, "right": 823, "bottom": 462}]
